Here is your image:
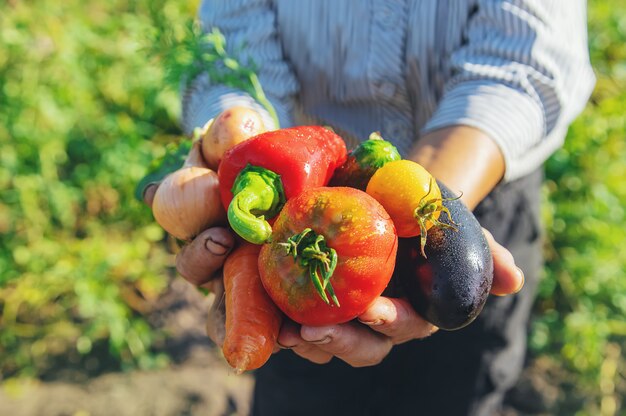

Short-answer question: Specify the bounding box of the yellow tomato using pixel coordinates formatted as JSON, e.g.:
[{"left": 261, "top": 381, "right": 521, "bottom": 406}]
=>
[{"left": 366, "top": 159, "right": 442, "bottom": 238}]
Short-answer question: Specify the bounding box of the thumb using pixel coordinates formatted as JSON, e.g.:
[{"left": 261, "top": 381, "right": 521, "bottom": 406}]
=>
[
  {"left": 142, "top": 182, "right": 160, "bottom": 207},
  {"left": 483, "top": 228, "right": 525, "bottom": 296}
]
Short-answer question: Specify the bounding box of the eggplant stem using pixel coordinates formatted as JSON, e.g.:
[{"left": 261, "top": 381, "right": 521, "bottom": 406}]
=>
[{"left": 414, "top": 177, "right": 462, "bottom": 257}]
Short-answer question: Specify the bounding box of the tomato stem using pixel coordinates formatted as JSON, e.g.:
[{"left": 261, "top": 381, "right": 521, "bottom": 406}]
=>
[
  {"left": 279, "top": 228, "right": 340, "bottom": 307},
  {"left": 414, "top": 178, "right": 461, "bottom": 257}
]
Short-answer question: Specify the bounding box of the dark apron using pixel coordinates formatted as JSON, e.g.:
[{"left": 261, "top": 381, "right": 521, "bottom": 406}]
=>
[{"left": 252, "top": 170, "right": 544, "bottom": 416}]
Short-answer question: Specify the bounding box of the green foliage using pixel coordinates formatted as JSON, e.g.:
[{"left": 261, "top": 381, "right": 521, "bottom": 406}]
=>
[
  {"left": 532, "top": 1, "right": 626, "bottom": 413},
  {"left": 0, "top": 0, "right": 198, "bottom": 378},
  {"left": 1, "top": 1, "right": 625, "bottom": 414},
  {"left": 146, "top": 21, "right": 280, "bottom": 128},
  {"left": 134, "top": 21, "right": 282, "bottom": 199}
]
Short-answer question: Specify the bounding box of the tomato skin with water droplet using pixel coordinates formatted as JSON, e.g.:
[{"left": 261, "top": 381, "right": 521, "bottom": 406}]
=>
[{"left": 259, "top": 187, "right": 398, "bottom": 326}]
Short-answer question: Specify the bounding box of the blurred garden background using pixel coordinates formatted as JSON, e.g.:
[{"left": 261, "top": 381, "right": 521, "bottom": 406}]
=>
[{"left": 1, "top": 1, "right": 625, "bottom": 415}]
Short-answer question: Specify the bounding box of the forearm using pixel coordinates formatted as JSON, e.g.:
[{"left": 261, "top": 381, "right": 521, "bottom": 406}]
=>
[{"left": 408, "top": 125, "right": 505, "bottom": 210}]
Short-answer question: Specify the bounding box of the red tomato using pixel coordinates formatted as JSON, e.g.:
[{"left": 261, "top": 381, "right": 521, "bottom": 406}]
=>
[{"left": 258, "top": 187, "right": 398, "bottom": 326}]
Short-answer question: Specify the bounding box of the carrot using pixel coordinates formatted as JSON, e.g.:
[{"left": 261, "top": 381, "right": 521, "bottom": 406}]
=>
[{"left": 222, "top": 242, "right": 282, "bottom": 374}]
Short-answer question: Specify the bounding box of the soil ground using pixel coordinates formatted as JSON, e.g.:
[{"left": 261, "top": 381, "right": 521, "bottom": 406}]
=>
[{"left": 0, "top": 279, "right": 562, "bottom": 416}]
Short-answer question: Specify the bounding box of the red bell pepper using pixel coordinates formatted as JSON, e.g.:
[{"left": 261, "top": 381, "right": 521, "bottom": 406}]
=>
[{"left": 218, "top": 126, "right": 347, "bottom": 244}]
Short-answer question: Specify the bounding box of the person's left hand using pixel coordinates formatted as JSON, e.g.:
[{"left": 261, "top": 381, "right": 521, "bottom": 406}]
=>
[
  {"left": 277, "top": 297, "right": 434, "bottom": 367},
  {"left": 275, "top": 228, "right": 524, "bottom": 367}
]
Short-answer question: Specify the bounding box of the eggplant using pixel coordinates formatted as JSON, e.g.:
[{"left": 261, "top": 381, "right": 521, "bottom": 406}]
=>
[{"left": 396, "top": 181, "right": 493, "bottom": 330}]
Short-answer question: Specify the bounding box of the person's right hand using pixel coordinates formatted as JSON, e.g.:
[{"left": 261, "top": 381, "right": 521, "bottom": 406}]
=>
[
  {"left": 143, "top": 140, "right": 236, "bottom": 346},
  {"left": 143, "top": 149, "right": 235, "bottom": 286},
  {"left": 145, "top": 187, "right": 234, "bottom": 346}
]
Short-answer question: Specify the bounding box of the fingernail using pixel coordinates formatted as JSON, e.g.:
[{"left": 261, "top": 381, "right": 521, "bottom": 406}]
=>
[
  {"left": 205, "top": 237, "right": 229, "bottom": 256},
  {"left": 310, "top": 336, "right": 331, "bottom": 345},
  {"left": 514, "top": 267, "right": 525, "bottom": 294},
  {"left": 358, "top": 319, "right": 384, "bottom": 326}
]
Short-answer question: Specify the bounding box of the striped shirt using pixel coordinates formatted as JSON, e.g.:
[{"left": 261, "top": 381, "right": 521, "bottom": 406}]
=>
[{"left": 183, "top": 0, "right": 595, "bottom": 182}]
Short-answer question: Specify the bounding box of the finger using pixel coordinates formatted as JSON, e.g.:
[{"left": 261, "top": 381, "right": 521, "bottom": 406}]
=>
[
  {"left": 176, "top": 228, "right": 235, "bottom": 286},
  {"left": 142, "top": 182, "right": 160, "bottom": 207},
  {"left": 277, "top": 321, "right": 333, "bottom": 364},
  {"left": 357, "top": 297, "right": 438, "bottom": 344},
  {"left": 206, "top": 277, "right": 226, "bottom": 347},
  {"left": 483, "top": 228, "right": 525, "bottom": 296},
  {"left": 300, "top": 323, "right": 392, "bottom": 367},
  {"left": 289, "top": 342, "right": 334, "bottom": 365}
]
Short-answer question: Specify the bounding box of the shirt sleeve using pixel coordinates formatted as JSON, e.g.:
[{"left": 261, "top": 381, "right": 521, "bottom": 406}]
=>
[
  {"left": 421, "top": 0, "right": 596, "bottom": 181},
  {"left": 181, "top": 0, "right": 299, "bottom": 134}
]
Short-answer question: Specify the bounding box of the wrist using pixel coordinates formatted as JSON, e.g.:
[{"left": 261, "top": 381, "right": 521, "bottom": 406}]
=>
[{"left": 408, "top": 125, "right": 505, "bottom": 210}]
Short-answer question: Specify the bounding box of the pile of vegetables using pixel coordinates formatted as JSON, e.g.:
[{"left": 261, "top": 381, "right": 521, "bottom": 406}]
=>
[{"left": 144, "top": 106, "right": 493, "bottom": 374}]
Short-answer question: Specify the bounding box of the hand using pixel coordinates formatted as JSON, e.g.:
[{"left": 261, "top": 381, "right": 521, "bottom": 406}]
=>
[
  {"left": 143, "top": 142, "right": 235, "bottom": 347},
  {"left": 274, "top": 228, "right": 524, "bottom": 367},
  {"left": 143, "top": 141, "right": 236, "bottom": 287},
  {"left": 144, "top": 188, "right": 235, "bottom": 287}
]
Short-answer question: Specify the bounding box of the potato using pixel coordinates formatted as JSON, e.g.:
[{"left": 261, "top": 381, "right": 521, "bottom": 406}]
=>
[{"left": 201, "top": 106, "right": 267, "bottom": 169}]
